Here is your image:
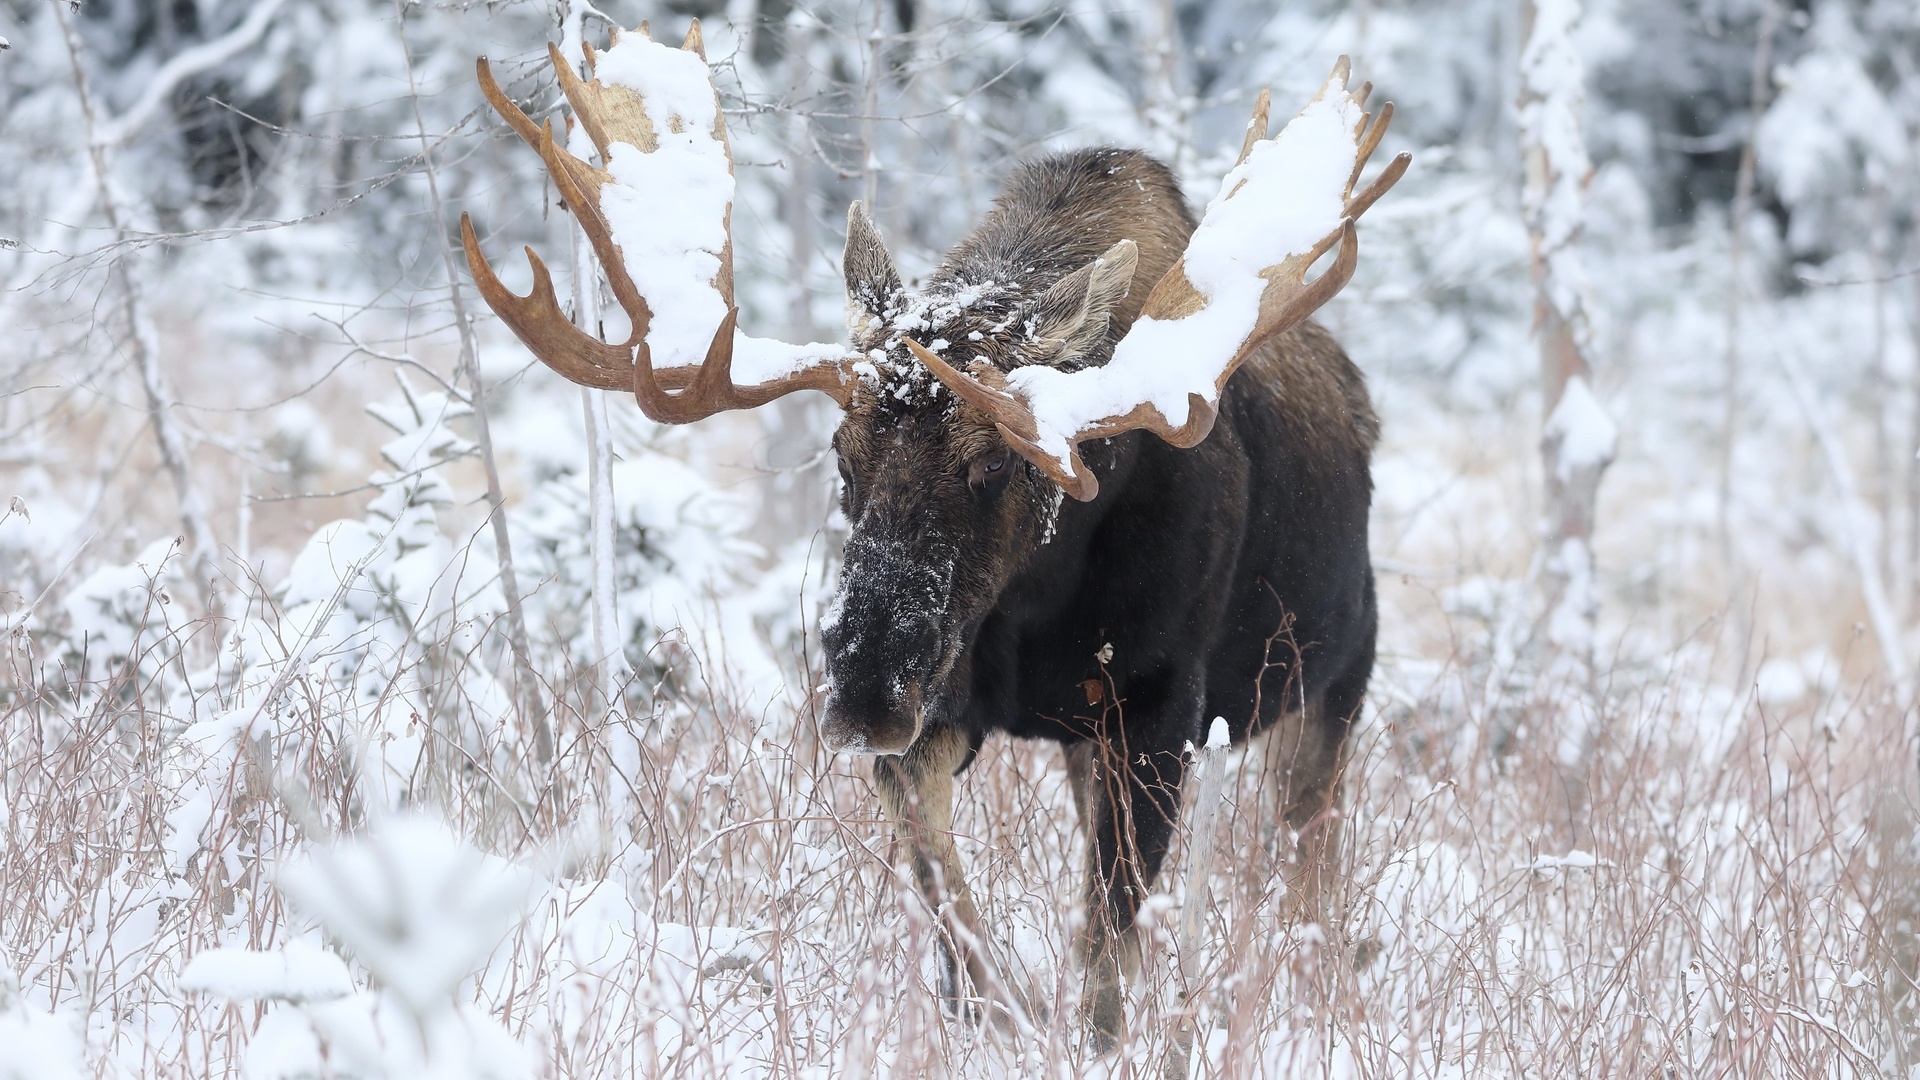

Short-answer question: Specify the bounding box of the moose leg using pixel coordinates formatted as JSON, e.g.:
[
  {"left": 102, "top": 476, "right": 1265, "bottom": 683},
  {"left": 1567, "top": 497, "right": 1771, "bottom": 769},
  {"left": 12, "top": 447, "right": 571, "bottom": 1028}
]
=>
[
  {"left": 1265, "top": 660, "right": 1365, "bottom": 921},
  {"left": 1067, "top": 720, "right": 1190, "bottom": 1048},
  {"left": 873, "top": 725, "right": 1006, "bottom": 1022},
  {"left": 1262, "top": 699, "right": 1344, "bottom": 921}
]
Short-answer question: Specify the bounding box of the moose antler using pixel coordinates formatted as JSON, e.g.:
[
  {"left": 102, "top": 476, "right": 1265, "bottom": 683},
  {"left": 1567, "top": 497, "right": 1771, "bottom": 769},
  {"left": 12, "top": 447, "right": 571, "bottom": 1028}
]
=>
[
  {"left": 460, "top": 21, "right": 858, "bottom": 421},
  {"left": 910, "top": 58, "right": 1411, "bottom": 501}
]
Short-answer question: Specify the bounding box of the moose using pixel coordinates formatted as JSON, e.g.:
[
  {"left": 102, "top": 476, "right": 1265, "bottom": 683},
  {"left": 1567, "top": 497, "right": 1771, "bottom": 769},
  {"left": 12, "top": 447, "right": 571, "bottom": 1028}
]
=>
[{"left": 461, "top": 21, "right": 1406, "bottom": 1045}]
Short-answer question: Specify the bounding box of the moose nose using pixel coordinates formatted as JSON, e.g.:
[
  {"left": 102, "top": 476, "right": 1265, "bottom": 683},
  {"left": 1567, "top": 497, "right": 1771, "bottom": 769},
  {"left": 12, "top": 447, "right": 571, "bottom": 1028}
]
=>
[
  {"left": 819, "top": 599, "right": 940, "bottom": 755},
  {"left": 820, "top": 680, "right": 924, "bottom": 755}
]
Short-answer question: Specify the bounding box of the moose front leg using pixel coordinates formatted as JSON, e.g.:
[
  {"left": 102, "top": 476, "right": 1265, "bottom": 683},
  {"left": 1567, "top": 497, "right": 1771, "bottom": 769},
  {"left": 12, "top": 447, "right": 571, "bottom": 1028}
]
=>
[
  {"left": 1066, "top": 715, "right": 1192, "bottom": 1049},
  {"left": 874, "top": 725, "right": 1014, "bottom": 1025}
]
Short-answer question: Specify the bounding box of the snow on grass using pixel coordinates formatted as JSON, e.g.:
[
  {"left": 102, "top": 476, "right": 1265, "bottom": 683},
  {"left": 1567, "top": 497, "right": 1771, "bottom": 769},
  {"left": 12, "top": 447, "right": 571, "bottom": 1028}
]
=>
[
  {"left": 0, "top": 961, "right": 82, "bottom": 1080},
  {"left": 179, "top": 941, "right": 355, "bottom": 1004},
  {"left": 277, "top": 817, "right": 539, "bottom": 1021},
  {"left": 2, "top": 359, "right": 1912, "bottom": 1079},
  {"left": 6, "top": 547, "right": 1910, "bottom": 1078}
]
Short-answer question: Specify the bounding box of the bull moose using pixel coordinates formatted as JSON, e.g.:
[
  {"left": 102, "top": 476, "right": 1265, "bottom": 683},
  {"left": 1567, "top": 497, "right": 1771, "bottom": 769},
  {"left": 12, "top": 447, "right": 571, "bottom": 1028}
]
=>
[{"left": 461, "top": 20, "right": 1406, "bottom": 1045}]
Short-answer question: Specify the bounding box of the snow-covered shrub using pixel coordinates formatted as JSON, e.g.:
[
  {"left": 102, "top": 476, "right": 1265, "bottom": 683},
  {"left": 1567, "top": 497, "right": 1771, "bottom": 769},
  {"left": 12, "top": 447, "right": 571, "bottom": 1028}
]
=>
[
  {"left": 55, "top": 537, "right": 197, "bottom": 686},
  {"left": 0, "top": 959, "right": 82, "bottom": 1080},
  {"left": 517, "top": 432, "right": 762, "bottom": 681},
  {"left": 244, "top": 372, "right": 519, "bottom": 808},
  {"left": 182, "top": 816, "right": 538, "bottom": 1080}
]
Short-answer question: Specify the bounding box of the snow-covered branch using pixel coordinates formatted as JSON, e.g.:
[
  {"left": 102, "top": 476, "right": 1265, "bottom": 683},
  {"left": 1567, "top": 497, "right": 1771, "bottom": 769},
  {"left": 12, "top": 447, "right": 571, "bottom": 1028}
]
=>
[{"left": 93, "top": 0, "right": 291, "bottom": 149}]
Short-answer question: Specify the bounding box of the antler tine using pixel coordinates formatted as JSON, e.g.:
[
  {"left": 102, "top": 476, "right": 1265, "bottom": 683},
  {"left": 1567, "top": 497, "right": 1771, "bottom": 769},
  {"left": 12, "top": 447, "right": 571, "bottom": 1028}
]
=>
[
  {"left": 1345, "top": 100, "right": 1410, "bottom": 222},
  {"left": 475, "top": 56, "right": 544, "bottom": 150},
  {"left": 1348, "top": 150, "right": 1411, "bottom": 221},
  {"left": 461, "top": 215, "right": 631, "bottom": 390},
  {"left": 1348, "top": 100, "right": 1397, "bottom": 193},
  {"left": 466, "top": 57, "right": 651, "bottom": 390},
  {"left": 531, "top": 114, "right": 656, "bottom": 345},
  {"left": 1235, "top": 88, "right": 1272, "bottom": 168},
  {"left": 633, "top": 308, "right": 737, "bottom": 421}
]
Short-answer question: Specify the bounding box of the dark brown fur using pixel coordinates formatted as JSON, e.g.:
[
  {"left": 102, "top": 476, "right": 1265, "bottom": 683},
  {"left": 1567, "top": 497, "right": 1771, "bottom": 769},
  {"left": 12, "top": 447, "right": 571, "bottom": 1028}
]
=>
[{"left": 820, "top": 148, "right": 1378, "bottom": 1042}]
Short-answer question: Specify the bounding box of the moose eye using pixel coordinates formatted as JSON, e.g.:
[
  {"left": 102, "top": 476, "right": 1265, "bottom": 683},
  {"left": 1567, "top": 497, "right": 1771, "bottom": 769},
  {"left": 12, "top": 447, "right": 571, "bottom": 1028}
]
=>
[{"left": 968, "top": 451, "right": 1013, "bottom": 495}]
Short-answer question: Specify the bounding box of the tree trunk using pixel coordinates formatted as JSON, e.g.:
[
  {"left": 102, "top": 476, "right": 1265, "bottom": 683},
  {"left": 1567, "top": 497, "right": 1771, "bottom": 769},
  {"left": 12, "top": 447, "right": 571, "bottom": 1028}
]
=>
[
  {"left": 560, "top": 3, "right": 634, "bottom": 721},
  {"left": 1520, "top": 0, "right": 1614, "bottom": 783}
]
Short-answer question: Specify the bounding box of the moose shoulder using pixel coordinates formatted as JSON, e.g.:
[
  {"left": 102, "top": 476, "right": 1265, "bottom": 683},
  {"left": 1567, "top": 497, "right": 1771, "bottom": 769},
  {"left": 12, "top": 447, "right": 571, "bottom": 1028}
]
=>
[{"left": 461, "top": 21, "right": 1405, "bottom": 1045}]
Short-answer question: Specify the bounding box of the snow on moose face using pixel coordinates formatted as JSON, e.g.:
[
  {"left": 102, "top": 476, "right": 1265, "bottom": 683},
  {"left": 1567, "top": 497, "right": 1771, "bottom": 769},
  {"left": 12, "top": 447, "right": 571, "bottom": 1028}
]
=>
[
  {"left": 817, "top": 202, "right": 1125, "bottom": 755},
  {"left": 818, "top": 358, "right": 1053, "bottom": 755}
]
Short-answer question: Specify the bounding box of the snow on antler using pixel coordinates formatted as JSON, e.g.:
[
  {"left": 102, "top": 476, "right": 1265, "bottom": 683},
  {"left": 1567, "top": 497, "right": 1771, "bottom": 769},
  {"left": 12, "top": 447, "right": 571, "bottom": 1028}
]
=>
[
  {"left": 911, "top": 60, "right": 1409, "bottom": 501},
  {"left": 461, "top": 21, "right": 857, "bottom": 421},
  {"left": 1018, "top": 77, "right": 1364, "bottom": 447},
  {"left": 587, "top": 33, "right": 735, "bottom": 372}
]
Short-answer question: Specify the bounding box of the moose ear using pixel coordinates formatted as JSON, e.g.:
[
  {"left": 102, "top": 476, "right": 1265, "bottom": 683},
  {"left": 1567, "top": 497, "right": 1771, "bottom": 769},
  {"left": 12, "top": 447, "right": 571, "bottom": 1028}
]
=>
[
  {"left": 1022, "top": 239, "right": 1138, "bottom": 366},
  {"left": 843, "top": 201, "right": 904, "bottom": 340}
]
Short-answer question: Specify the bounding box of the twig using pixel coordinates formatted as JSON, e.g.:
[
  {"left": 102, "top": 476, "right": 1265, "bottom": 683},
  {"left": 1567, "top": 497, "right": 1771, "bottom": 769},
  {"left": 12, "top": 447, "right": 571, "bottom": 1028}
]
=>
[
  {"left": 1, "top": 532, "right": 98, "bottom": 637},
  {"left": 319, "top": 314, "right": 470, "bottom": 404},
  {"left": 1720, "top": 1, "right": 1780, "bottom": 562},
  {"left": 1797, "top": 264, "right": 1920, "bottom": 288}
]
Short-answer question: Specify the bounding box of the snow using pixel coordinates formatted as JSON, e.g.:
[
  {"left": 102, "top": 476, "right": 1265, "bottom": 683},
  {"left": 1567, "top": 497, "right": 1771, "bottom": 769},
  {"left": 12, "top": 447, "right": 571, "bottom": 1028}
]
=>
[
  {"left": 179, "top": 941, "right": 355, "bottom": 1003},
  {"left": 1205, "top": 715, "right": 1229, "bottom": 750},
  {"left": 1542, "top": 375, "right": 1616, "bottom": 478},
  {"left": 586, "top": 37, "right": 857, "bottom": 387},
  {"left": 5, "top": 2, "right": 1917, "bottom": 1077},
  {"left": 1524, "top": 849, "right": 1611, "bottom": 873},
  {"left": 590, "top": 37, "right": 719, "bottom": 134},
  {"left": 731, "top": 331, "right": 852, "bottom": 386},
  {"left": 0, "top": 962, "right": 81, "bottom": 1080},
  {"left": 277, "top": 817, "right": 538, "bottom": 1021},
  {"left": 1003, "top": 74, "right": 1362, "bottom": 467},
  {"left": 1757, "top": 3, "right": 1910, "bottom": 231},
  {"left": 591, "top": 36, "right": 736, "bottom": 374}
]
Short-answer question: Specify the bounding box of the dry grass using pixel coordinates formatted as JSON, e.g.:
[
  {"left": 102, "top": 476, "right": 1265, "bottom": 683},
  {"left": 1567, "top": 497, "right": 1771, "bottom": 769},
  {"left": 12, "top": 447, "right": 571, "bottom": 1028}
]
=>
[{"left": 3, "top": 546, "right": 1914, "bottom": 1078}]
